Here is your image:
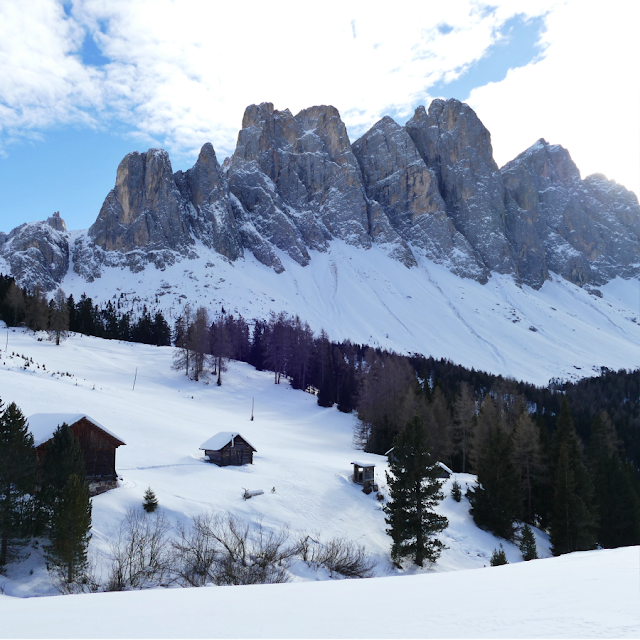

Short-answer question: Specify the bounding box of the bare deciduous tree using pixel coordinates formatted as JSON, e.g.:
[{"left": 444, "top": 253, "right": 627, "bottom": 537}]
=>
[
  {"left": 48, "top": 288, "right": 69, "bottom": 345},
  {"left": 452, "top": 382, "right": 476, "bottom": 473},
  {"left": 105, "top": 509, "right": 172, "bottom": 591}
]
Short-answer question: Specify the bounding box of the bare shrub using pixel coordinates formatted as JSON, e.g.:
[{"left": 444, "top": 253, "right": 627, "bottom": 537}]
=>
[
  {"left": 173, "top": 514, "right": 296, "bottom": 587},
  {"left": 303, "top": 536, "right": 375, "bottom": 578},
  {"left": 172, "top": 513, "right": 220, "bottom": 587},
  {"left": 105, "top": 509, "right": 172, "bottom": 591}
]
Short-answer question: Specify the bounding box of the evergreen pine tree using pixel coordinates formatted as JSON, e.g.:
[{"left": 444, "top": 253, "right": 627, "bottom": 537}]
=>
[
  {"left": 549, "top": 399, "right": 597, "bottom": 555},
  {"left": 587, "top": 413, "right": 640, "bottom": 548},
  {"left": 468, "top": 425, "right": 522, "bottom": 540},
  {"left": 0, "top": 401, "right": 36, "bottom": 567},
  {"left": 519, "top": 524, "right": 538, "bottom": 561},
  {"left": 451, "top": 480, "right": 462, "bottom": 502},
  {"left": 490, "top": 545, "right": 508, "bottom": 566},
  {"left": 383, "top": 416, "right": 449, "bottom": 567},
  {"left": 44, "top": 474, "right": 92, "bottom": 583},
  {"left": 39, "top": 424, "right": 85, "bottom": 530},
  {"left": 142, "top": 487, "right": 159, "bottom": 513}
]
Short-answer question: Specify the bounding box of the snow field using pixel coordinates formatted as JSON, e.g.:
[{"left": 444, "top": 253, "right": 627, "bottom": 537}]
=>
[
  {"left": 58, "top": 237, "right": 640, "bottom": 387},
  {"left": 2, "top": 547, "right": 638, "bottom": 638},
  {"left": 0, "top": 327, "right": 637, "bottom": 638}
]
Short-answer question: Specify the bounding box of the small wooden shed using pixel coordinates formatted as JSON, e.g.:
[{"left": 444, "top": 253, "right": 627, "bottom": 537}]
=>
[
  {"left": 436, "top": 461, "right": 453, "bottom": 479},
  {"left": 385, "top": 448, "right": 452, "bottom": 479},
  {"left": 352, "top": 461, "right": 377, "bottom": 493},
  {"left": 28, "top": 413, "right": 126, "bottom": 495},
  {"left": 200, "top": 432, "right": 256, "bottom": 467}
]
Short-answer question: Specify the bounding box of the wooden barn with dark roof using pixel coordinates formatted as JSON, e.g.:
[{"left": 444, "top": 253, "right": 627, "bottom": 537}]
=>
[{"left": 28, "top": 413, "right": 126, "bottom": 495}]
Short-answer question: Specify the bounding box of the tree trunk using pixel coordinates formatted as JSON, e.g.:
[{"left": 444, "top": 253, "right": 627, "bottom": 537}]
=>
[
  {"left": 415, "top": 482, "right": 423, "bottom": 567},
  {"left": 0, "top": 532, "right": 7, "bottom": 567}
]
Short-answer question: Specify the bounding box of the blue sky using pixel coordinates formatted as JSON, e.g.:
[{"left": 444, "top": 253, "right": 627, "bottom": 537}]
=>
[{"left": 0, "top": 1, "right": 638, "bottom": 233}]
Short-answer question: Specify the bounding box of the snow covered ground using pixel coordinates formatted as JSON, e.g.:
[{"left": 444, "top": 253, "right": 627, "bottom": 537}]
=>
[
  {"left": 2, "top": 546, "right": 639, "bottom": 639},
  {"left": 57, "top": 237, "right": 640, "bottom": 387},
  {"left": 0, "top": 327, "right": 637, "bottom": 637}
]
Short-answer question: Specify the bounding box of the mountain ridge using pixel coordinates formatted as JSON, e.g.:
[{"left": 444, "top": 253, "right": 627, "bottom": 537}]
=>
[{"left": 1, "top": 98, "right": 638, "bottom": 294}]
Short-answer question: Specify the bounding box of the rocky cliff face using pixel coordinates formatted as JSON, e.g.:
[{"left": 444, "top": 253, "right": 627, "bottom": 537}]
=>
[
  {"left": 0, "top": 214, "right": 70, "bottom": 291},
  {"left": 352, "top": 115, "right": 487, "bottom": 281},
  {"left": 226, "top": 102, "right": 415, "bottom": 269},
  {"left": 3, "top": 99, "right": 639, "bottom": 294},
  {"left": 406, "top": 99, "right": 515, "bottom": 277},
  {"left": 502, "top": 139, "right": 640, "bottom": 287}
]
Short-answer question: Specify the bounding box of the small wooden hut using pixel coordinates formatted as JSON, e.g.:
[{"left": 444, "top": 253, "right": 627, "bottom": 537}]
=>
[
  {"left": 385, "top": 448, "right": 452, "bottom": 479},
  {"left": 436, "top": 461, "right": 453, "bottom": 479},
  {"left": 200, "top": 432, "right": 256, "bottom": 467},
  {"left": 352, "top": 461, "right": 377, "bottom": 493},
  {"left": 28, "top": 413, "right": 126, "bottom": 495}
]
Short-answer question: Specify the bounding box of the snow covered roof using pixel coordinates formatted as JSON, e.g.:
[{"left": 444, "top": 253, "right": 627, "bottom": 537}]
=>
[
  {"left": 351, "top": 461, "right": 376, "bottom": 468},
  {"left": 437, "top": 461, "right": 453, "bottom": 475},
  {"left": 199, "top": 432, "right": 256, "bottom": 451},
  {"left": 27, "top": 413, "right": 125, "bottom": 448}
]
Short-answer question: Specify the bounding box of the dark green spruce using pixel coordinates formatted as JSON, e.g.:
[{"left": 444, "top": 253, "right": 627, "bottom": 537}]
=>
[
  {"left": 44, "top": 474, "right": 92, "bottom": 583},
  {"left": 384, "top": 415, "right": 448, "bottom": 567},
  {"left": 39, "top": 423, "right": 85, "bottom": 531},
  {"left": 519, "top": 524, "right": 538, "bottom": 561},
  {"left": 0, "top": 401, "right": 36, "bottom": 567},
  {"left": 549, "top": 398, "right": 597, "bottom": 555},
  {"left": 468, "top": 424, "right": 522, "bottom": 540}
]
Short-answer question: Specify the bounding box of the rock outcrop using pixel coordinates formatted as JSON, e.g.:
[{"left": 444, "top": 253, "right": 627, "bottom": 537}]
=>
[
  {"left": 352, "top": 115, "right": 487, "bottom": 281},
  {"left": 502, "top": 139, "right": 640, "bottom": 286},
  {"left": 0, "top": 214, "right": 70, "bottom": 291},
  {"left": 406, "top": 99, "right": 515, "bottom": 277},
  {"left": 227, "top": 102, "right": 415, "bottom": 269},
  {"left": 81, "top": 144, "right": 244, "bottom": 278}
]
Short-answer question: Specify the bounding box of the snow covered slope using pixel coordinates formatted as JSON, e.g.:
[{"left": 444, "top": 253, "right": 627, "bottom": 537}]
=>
[
  {"left": 0, "top": 327, "right": 547, "bottom": 597},
  {"left": 2, "top": 547, "right": 638, "bottom": 638},
  {"left": 60, "top": 237, "right": 640, "bottom": 386}
]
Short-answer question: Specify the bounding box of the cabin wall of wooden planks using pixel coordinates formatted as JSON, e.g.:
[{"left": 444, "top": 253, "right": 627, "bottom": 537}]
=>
[
  {"left": 205, "top": 436, "right": 254, "bottom": 466},
  {"left": 36, "top": 417, "right": 122, "bottom": 481}
]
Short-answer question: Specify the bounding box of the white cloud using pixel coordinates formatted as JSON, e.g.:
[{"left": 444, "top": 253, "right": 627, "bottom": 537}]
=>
[
  {"left": 0, "top": 0, "right": 557, "bottom": 161},
  {"left": 0, "top": 0, "right": 103, "bottom": 142},
  {"left": 3, "top": 0, "right": 636, "bottom": 200},
  {"left": 467, "top": 0, "right": 640, "bottom": 195}
]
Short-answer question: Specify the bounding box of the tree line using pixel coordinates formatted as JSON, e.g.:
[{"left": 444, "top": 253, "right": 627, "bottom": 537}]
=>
[{"left": 0, "top": 275, "right": 171, "bottom": 347}]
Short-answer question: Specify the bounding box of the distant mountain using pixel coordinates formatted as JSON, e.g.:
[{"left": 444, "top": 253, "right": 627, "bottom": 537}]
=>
[{"left": 1, "top": 98, "right": 638, "bottom": 294}]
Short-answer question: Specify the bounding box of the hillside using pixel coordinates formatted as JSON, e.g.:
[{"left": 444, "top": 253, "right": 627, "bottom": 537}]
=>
[
  {"left": 0, "top": 326, "right": 548, "bottom": 596},
  {"left": 56, "top": 240, "right": 640, "bottom": 387}
]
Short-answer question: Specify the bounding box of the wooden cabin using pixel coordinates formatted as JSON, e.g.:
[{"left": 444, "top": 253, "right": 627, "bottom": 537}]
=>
[
  {"left": 385, "top": 448, "right": 452, "bottom": 479},
  {"left": 352, "top": 461, "right": 377, "bottom": 493},
  {"left": 200, "top": 432, "right": 256, "bottom": 467},
  {"left": 436, "top": 461, "right": 453, "bottom": 479},
  {"left": 29, "top": 413, "right": 126, "bottom": 495}
]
